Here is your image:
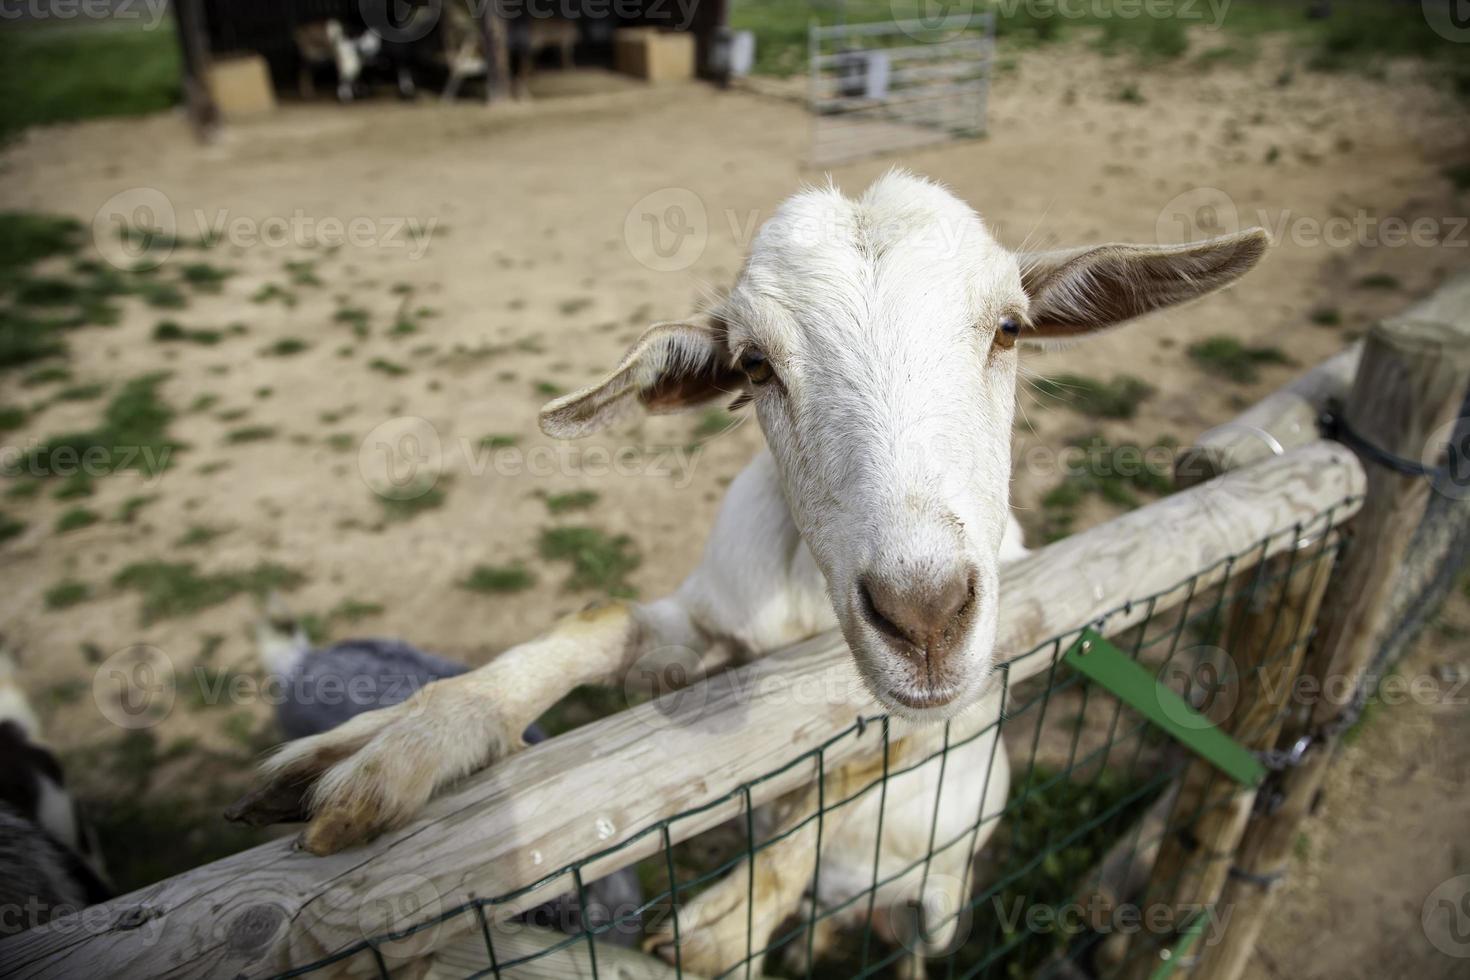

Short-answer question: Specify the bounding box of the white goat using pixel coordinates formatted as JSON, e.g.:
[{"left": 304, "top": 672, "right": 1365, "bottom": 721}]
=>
[{"left": 233, "top": 171, "right": 1266, "bottom": 974}]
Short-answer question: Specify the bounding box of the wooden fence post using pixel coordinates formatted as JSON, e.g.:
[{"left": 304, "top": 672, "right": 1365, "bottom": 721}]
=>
[
  {"left": 1192, "top": 315, "right": 1470, "bottom": 980},
  {"left": 1118, "top": 538, "right": 1335, "bottom": 979}
]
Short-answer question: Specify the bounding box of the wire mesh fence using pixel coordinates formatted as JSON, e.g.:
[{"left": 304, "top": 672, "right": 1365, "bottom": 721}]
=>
[
  {"left": 268, "top": 499, "right": 1354, "bottom": 980},
  {"left": 808, "top": 14, "right": 994, "bottom": 166}
]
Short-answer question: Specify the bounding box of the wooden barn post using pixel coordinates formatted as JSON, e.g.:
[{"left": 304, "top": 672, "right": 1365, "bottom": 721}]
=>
[{"left": 1192, "top": 312, "right": 1470, "bottom": 980}]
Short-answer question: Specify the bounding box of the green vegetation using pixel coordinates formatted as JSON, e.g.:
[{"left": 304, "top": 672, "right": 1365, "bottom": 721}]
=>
[
  {"left": 479, "top": 433, "right": 520, "bottom": 450},
  {"left": 369, "top": 358, "right": 409, "bottom": 377},
  {"left": 0, "top": 212, "right": 82, "bottom": 272},
  {"left": 112, "top": 559, "right": 303, "bottom": 624},
  {"left": 250, "top": 284, "right": 297, "bottom": 307},
  {"left": 115, "top": 494, "right": 159, "bottom": 523},
  {"left": 1187, "top": 336, "right": 1290, "bottom": 384},
  {"left": 1356, "top": 272, "right": 1401, "bottom": 291},
  {"left": 460, "top": 563, "right": 537, "bottom": 594},
  {"left": 1309, "top": 307, "right": 1342, "bottom": 327},
  {"left": 44, "top": 579, "right": 92, "bottom": 610},
  {"left": 55, "top": 507, "right": 100, "bottom": 533},
  {"left": 0, "top": 511, "right": 25, "bottom": 543},
  {"left": 0, "top": 24, "right": 180, "bottom": 138},
  {"left": 728, "top": 0, "right": 1469, "bottom": 81},
  {"left": 533, "top": 380, "right": 562, "bottom": 397},
  {"left": 224, "top": 426, "right": 277, "bottom": 444},
  {"left": 0, "top": 405, "right": 26, "bottom": 432},
  {"left": 263, "top": 337, "right": 310, "bottom": 357},
  {"left": 1040, "top": 434, "right": 1176, "bottom": 541},
  {"left": 175, "top": 524, "right": 227, "bottom": 548},
  {"left": 544, "top": 490, "right": 600, "bottom": 515},
  {"left": 24, "top": 372, "right": 179, "bottom": 478},
  {"left": 375, "top": 478, "right": 448, "bottom": 521},
  {"left": 153, "top": 321, "right": 222, "bottom": 345},
  {"left": 177, "top": 262, "right": 232, "bottom": 292},
  {"left": 539, "top": 526, "right": 640, "bottom": 597},
  {"left": 1032, "top": 374, "right": 1154, "bottom": 420},
  {"left": 693, "top": 408, "right": 733, "bottom": 441},
  {"left": 57, "top": 382, "right": 107, "bottom": 402}
]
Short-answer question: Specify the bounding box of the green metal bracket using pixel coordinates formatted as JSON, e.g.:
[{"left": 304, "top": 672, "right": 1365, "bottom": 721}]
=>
[
  {"left": 1062, "top": 628, "right": 1266, "bottom": 787},
  {"left": 1148, "top": 910, "right": 1209, "bottom": 980}
]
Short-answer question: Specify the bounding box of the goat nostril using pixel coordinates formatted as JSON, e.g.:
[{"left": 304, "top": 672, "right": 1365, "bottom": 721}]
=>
[
  {"left": 859, "top": 576, "right": 913, "bottom": 648},
  {"left": 859, "top": 570, "right": 976, "bottom": 656}
]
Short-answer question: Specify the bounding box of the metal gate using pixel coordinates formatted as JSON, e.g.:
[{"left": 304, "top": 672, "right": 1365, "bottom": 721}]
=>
[{"left": 808, "top": 12, "right": 995, "bottom": 166}]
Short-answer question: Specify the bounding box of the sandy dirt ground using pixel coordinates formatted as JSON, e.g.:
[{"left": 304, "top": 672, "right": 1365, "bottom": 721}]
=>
[{"left": 0, "top": 32, "right": 1467, "bottom": 969}]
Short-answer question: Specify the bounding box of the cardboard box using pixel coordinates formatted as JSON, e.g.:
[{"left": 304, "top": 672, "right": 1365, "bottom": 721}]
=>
[
  {"left": 207, "top": 55, "right": 276, "bottom": 118},
  {"left": 614, "top": 27, "right": 695, "bottom": 83}
]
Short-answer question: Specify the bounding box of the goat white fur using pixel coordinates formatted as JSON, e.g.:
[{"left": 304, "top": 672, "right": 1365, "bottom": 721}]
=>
[{"left": 235, "top": 171, "right": 1267, "bottom": 975}]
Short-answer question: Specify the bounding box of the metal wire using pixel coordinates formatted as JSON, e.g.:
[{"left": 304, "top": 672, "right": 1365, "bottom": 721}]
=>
[{"left": 271, "top": 503, "right": 1355, "bottom": 980}]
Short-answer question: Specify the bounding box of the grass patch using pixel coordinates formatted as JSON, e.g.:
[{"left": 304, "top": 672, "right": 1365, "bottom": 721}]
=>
[
  {"left": 479, "top": 433, "right": 519, "bottom": 450},
  {"left": 1187, "top": 336, "right": 1290, "bottom": 384},
  {"left": 44, "top": 579, "right": 92, "bottom": 610},
  {"left": 1309, "top": 307, "right": 1342, "bottom": 327},
  {"left": 539, "top": 526, "right": 640, "bottom": 597},
  {"left": 112, "top": 559, "right": 303, "bottom": 625},
  {"left": 175, "top": 524, "right": 227, "bottom": 548},
  {"left": 693, "top": 409, "right": 733, "bottom": 440},
  {"left": 53, "top": 471, "right": 95, "bottom": 500},
  {"left": 55, "top": 507, "right": 100, "bottom": 533},
  {"left": 115, "top": 494, "right": 159, "bottom": 523},
  {"left": 533, "top": 380, "right": 562, "bottom": 397},
  {"left": 0, "top": 24, "right": 180, "bottom": 139},
  {"left": 460, "top": 563, "right": 536, "bottom": 594},
  {"left": 23, "top": 365, "right": 72, "bottom": 386},
  {"left": 224, "top": 425, "right": 277, "bottom": 444},
  {"left": 1031, "top": 374, "right": 1154, "bottom": 420},
  {"left": 1356, "top": 272, "right": 1401, "bottom": 290},
  {"left": 153, "top": 320, "right": 222, "bottom": 345},
  {"left": 177, "top": 262, "right": 232, "bottom": 292},
  {"left": 263, "top": 337, "right": 310, "bottom": 357},
  {"left": 56, "top": 382, "right": 107, "bottom": 402},
  {"left": 1039, "top": 435, "right": 1175, "bottom": 541},
  {"left": 369, "top": 358, "right": 409, "bottom": 377},
  {"left": 0, "top": 511, "right": 26, "bottom": 543},
  {"left": 250, "top": 284, "right": 297, "bottom": 307},
  {"left": 0, "top": 212, "right": 83, "bottom": 272},
  {"left": 544, "top": 490, "right": 600, "bottom": 514},
  {"left": 375, "top": 479, "right": 448, "bottom": 522},
  {"left": 37, "top": 373, "right": 178, "bottom": 478},
  {"left": 0, "top": 405, "right": 26, "bottom": 432}
]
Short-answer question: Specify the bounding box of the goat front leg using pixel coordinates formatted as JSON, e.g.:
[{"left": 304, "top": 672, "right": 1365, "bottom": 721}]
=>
[
  {"left": 644, "top": 783, "right": 831, "bottom": 976},
  {"left": 228, "top": 596, "right": 707, "bottom": 854}
]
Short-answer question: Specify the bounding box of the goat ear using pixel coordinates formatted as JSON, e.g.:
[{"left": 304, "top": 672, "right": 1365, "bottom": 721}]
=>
[
  {"left": 1018, "top": 228, "right": 1268, "bottom": 341},
  {"left": 540, "top": 320, "right": 741, "bottom": 438}
]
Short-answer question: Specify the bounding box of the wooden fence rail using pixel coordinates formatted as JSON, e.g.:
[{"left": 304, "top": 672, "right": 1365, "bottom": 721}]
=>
[{"left": 0, "top": 442, "right": 1365, "bottom": 979}]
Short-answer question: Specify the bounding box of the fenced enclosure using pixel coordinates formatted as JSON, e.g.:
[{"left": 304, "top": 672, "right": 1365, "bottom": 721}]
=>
[
  {"left": 807, "top": 14, "right": 994, "bottom": 166},
  {"left": 4, "top": 280, "right": 1469, "bottom": 980}
]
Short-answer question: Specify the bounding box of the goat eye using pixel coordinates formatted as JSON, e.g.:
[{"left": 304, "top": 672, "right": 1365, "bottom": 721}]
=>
[
  {"left": 739, "top": 349, "right": 774, "bottom": 385},
  {"left": 1000, "top": 316, "right": 1021, "bottom": 336}
]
